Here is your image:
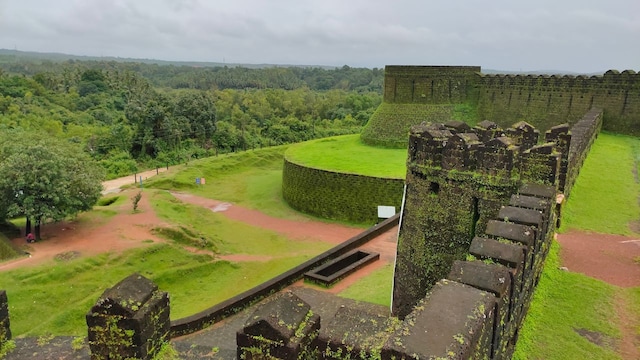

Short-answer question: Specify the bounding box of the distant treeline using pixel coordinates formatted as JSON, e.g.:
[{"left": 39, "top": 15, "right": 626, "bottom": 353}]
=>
[
  {"left": 0, "top": 53, "right": 383, "bottom": 178},
  {"left": 0, "top": 53, "right": 383, "bottom": 92}
]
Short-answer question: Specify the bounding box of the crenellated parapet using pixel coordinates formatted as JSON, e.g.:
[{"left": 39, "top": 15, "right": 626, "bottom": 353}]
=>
[
  {"left": 407, "top": 120, "right": 562, "bottom": 185},
  {"left": 364, "top": 66, "right": 639, "bottom": 148}
]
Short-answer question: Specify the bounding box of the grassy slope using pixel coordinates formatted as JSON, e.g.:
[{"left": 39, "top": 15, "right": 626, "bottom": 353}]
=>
[
  {"left": 560, "top": 133, "right": 640, "bottom": 235},
  {"left": 285, "top": 135, "right": 407, "bottom": 178},
  {"left": 0, "top": 148, "right": 335, "bottom": 336},
  {"left": 1, "top": 243, "right": 324, "bottom": 336},
  {"left": 0, "top": 233, "right": 19, "bottom": 261},
  {"left": 149, "top": 190, "right": 331, "bottom": 257},
  {"left": 144, "top": 146, "right": 312, "bottom": 220},
  {"left": 360, "top": 103, "right": 478, "bottom": 148}
]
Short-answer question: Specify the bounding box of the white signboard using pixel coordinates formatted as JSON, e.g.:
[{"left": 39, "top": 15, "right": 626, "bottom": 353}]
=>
[{"left": 377, "top": 206, "right": 396, "bottom": 219}]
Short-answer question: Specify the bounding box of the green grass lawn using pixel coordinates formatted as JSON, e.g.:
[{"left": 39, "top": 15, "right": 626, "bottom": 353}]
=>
[
  {"left": 561, "top": 132, "right": 640, "bottom": 235},
  {"left": 0, "top": 243, "right": 323, "bottom": 336},
  {"left": 149, "top": 190, "right": 332, "bottom": 256},
  {"left": 1, "top": 187, "right": 333, "bottom": 337},
  {"left": 144, "top": 146, "right": 314, "bottom": 220},
  {"left": 285, "top": 135, "right": 407, "bottom": 178},
  {"left": 338, "top": 264, "right": 394, "bottom": 307}
]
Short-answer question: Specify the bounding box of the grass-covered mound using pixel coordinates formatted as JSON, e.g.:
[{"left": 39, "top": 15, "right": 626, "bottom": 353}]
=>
[
  {"left": 360, "top": 103, "right": 478, "bottom": 148},
  {"left": 0, "top": 221, "right": 21, "bottom": 261},
  {"left": 283, "top": 135, "right": 406, "bottom": 223},
  {"left": 284, "top": 135, "right": 407, "bottom": 178},
  {"left": 144, "top": 145, "right": 309, "bottom": 220}
]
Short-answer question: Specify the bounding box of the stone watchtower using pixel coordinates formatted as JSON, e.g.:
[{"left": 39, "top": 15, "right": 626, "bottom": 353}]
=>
[
  {"left": 383, "top": 65, "right": 480, "bottom": 104},
  {"left": 392, "top": 120, "right": 565, "bottom": 317}
]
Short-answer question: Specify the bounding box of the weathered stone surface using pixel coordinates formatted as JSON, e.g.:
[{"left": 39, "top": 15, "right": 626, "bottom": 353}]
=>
[
  {"left": 445, "top": 120, "right": 471, "bottom": 133},
  {"left": 518, "top": 183, "right": 555, "bottom": 199},
  {"left": 509, "top": 194, "right": 550, "bottom": 211},
  {"left": 90, "top": 273, "right": 158, "bottom": 317},
  {"left": 237, "top": 291, "right": 319, "bottom": 360},
  {"left": 485, "top": 220, "right": 535, "bottom": 246},
  {"left": 497, "top": 206, "right": 543, "bottom": 227},
  {"left": 448, "top": 260, "right": 511, "bottom": 297},
  {"left": 86, "top": 273, "right": 170, "bottom": 360},
  {"left": 448, "top": 261, "right": 514, "bottom": 359},
  {"left": 316, "top": 307, "right": 396, "bottom": 359},
  {"left": 469, "top": 236, "right": 525, "bottom": 269},
  {"left": 384, "top": 280, "right": 496, "bottom": 360}
]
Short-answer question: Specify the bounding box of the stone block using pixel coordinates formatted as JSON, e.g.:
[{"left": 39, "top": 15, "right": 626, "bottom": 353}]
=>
[
  {"left": 86, "top": 273, "right": 170, "bottom": 360},
  {"left": 485, "top": 220, "right": 535, "bottom": 246},
  {"left": 237, "top": 291, "right": 319, "bottom": 360},
  {"left": 447, "top": 261, "right": 513, "bottom": 359},
  {"left": 509, "top": 194, "right": 550, "bottom": 212},
  {"left": 518, "top": 183, "right": 555, "bottom": 199},
  {"left": 469, "top": 236, "right": 525, "bottom": 269},
  {"left": 316, "top": 307, "right": 396, "bottom": 359},
  {"left": 383, "top": 280, "right": 495, "bottom": 360},
  {"left": 497, "top": 206, "right": 543, "bottom": 228}
]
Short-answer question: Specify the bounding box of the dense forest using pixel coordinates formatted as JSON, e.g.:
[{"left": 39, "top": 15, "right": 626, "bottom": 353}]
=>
[{"left": 0, "top": 53, "right": 383, "bottom": 178}]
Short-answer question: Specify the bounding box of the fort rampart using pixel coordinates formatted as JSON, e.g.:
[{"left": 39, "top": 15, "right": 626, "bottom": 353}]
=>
[
  {"left": 363, "top": 66, "right": 639, "bottom": 147},
  {"left": 0, "top": 66, "right": 613, "bottom": 359}
]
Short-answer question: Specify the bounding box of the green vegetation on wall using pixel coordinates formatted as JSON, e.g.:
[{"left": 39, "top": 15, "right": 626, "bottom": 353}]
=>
[
  {"left": 392, "top": 166, "right": 516, "bottom": 316},
  {"left": 282, "top": 159, "right": 404, "bottom": 224}
]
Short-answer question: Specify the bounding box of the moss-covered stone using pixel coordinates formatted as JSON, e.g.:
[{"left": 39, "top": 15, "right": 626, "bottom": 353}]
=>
[{"left": 282, "top": 158, "right": 404, "bottom": 224}]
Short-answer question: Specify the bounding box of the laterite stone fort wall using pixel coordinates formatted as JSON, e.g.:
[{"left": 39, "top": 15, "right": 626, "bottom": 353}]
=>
[
  {"left": 363, "top": 66, "right": 639, "bottom": 147},
  {"left": 282, "top": 158, "right": 404, "bottom": 223},
  {"left": 476, "top": 70, "right": 640, "bottom": 136}
]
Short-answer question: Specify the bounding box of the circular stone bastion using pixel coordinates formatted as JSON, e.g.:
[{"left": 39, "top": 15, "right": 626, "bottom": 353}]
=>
[{"left": 282, "top": 135, "right": 406, "bottom": 224}]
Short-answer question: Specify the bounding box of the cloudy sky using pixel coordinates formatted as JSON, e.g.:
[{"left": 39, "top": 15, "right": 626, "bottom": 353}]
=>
[{"left": 1, "top": 0, "right": 638, "bottom": 73}]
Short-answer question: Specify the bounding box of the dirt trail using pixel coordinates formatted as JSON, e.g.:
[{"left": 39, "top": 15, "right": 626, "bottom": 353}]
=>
[
  {"left": 557, "top": 231, "right": 640, "bottom": 359},
  {"left": 170, "top": 192, "right": 365, "bottom": 244},
  {"left": 556, "top": 231, "right": 640, "bottom": 287},
  {"left": 0, "top": 189, "right": 166, "bottom": 271},
  {"left": 102, "top": 168, "right": 168, "bottom": 194}
]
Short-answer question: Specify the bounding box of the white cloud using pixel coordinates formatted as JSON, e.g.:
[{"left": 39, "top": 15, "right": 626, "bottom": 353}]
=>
[{"left": 0, "top": 0, "right": 638, "bottom": 72}]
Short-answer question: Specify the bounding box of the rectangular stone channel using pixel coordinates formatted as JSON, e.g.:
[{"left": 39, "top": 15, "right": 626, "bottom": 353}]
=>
[{"left": 304, "top": 249, "right": 379, "bottom": 287}]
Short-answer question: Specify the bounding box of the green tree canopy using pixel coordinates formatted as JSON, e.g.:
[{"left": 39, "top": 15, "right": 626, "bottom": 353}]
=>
[{"left": 0, "top": 132, "right": 105, "bottom": 238}]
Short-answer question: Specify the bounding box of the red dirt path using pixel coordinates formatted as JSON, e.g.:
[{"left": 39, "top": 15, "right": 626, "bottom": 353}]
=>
[
  {"left": 170, "top": 192, "right": 364, "bottom": 244},
  {"left": 0, "top": 189, "right": 167, "bottom": 271},
  {"left": 556, "top": 231, "right": 640, "bottom": 287}
]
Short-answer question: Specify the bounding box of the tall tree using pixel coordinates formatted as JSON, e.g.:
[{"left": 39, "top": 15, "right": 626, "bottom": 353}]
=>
[{"left": 0, "top": 133, "right": 104, "bottom": 239}]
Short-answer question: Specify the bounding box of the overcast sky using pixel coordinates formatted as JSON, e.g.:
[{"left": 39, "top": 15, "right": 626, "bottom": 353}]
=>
[{"left": 1, "top": 0, "right": 638, "bottom": 73}]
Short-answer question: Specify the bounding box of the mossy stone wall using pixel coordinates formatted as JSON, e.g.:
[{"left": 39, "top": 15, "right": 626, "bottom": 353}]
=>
[
  {"left": 282, "top": 158, "right": 404, "bottom": 224},
  {"left": 383, "top": 66, "right": 481, "bottom": 104},
  {"left": 363, "top": 67, "right": 639, "bottom": 148},
  {"left": 392, "top": 166, "right": 516, "bottom": 317},
  {"left": 475, "top": 70, "right": 640, "bottom": 136},
  {"left": 362, "top": 66, "right": 481, "bottom": 148}
]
